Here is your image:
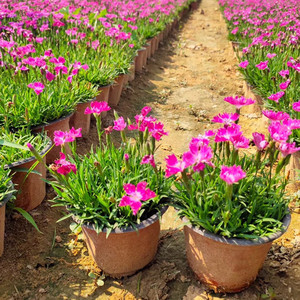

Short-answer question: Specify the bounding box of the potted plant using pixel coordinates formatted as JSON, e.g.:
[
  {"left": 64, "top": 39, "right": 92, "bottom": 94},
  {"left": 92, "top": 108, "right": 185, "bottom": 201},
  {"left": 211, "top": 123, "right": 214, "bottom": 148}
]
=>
[
  {"left": 1, "top": 129, "right": 52, "bottom": 211},
  {"left": 165, "top": 97, "right": 298, "bottom": 292},
  {"left": 28, "top": 104, "right": 172, "bottom": 277}
]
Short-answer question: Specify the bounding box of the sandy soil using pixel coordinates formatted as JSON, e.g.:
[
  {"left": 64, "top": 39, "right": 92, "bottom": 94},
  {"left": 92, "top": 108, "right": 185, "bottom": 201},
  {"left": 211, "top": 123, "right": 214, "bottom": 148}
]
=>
[{"left": 0, "top": 0, "right": 299, "bottom": 299}]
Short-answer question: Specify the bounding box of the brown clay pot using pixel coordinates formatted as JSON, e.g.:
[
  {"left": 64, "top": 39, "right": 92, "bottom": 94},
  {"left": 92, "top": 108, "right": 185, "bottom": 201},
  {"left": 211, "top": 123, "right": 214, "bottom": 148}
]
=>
[
  {"left": 145, "top": 42, "right": 151, "bottom": 59},
  {"left": 123, "top": 73, "right": 129, "bottom": 87},
  {"left": 69, "top": 98, "right": 95, "bottom": 136},
  {"left": 81, "top": 207, "right": 167, "bottom": 278},
  {"left": 7, "top": 140, "right": 51, "bottom": 211},
  {"left": 0, "top": 182, "right": 14, "bottom": 256},
  {"left": 128, "top": 62, "right": 135, "bottom": 82},
  {"left": 135, "top": 48, "right": 147, "bottom": 73},
  {"left": 32, "top": 114, "right": 73, "bottom": 164},
  {"left": 243, "top": 81, "right": 264, "bottom": 108},
  {"left": 190, "top": 1, "right": 199, "bottom": 10},
  {"left": 150, "top": 37, "right": 157, "bottom": 56},
  {"left": 183, "top": 214, "right": 291, "bottom": 293},
  {"left": 286, "top": 151, "right": 300, "bottom": 183},
  {"left": 108, "top": 75, "right": 126, "bottom": 107},
  {"left": 95, "top": 84, "right": 112, "bottom": 118}
]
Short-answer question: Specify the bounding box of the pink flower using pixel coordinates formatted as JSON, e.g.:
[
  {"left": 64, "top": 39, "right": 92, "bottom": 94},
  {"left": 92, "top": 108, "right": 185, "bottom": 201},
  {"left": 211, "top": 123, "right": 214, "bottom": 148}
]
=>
[
  {"left": 292, "top": 101, "right": 300, "bottom": 112},
  {"left": 148, "top": 122, "right": 168, "bottom": 141},
  {"left": 129, "top": 44, "right": 134, "bottom": 48},
  {"left": 278, "top": 70, "right": 289, "bottom": 77},
  {"left": 141, "top": 155, "right": 156, "bottom": 168},
  {"left": 186, "top": 145, "right": 214, "bottom": 172},
  {"left": 231, "top": 27, "right": 239, "bottom": 35},
  {"left": 53, "top": 131, "right": 71, "bottom": 146},
  {"left": 68, "top": 127, "right": 82, "bottom": 140},
  {"left": 252, "top": 132, "right": 269, "bottom": 151},
  {"left": 113, "top": 117, "right": 127, "bottom": 131},
  {"left": 266, "top": 53, "right": 276, "bottom": 59},
  {"left": 282, "top": 118, "right": 300, "bottom": 131},
  {"left": 215, "top": 123, "right": 242, "bottom": 142},
  {"left": 262, "top": 110, "right": 290, "bottom": 121},
  {"left": 220, "top": 165, "right": 246, "bottom": 185},
  {"left": 224, "top": 96, "right": 255, "bottom": 109},
  {"left": 211, "top": 113, "right": 239, "bottom": 126},
  {"left": 279, "top": 80, "right": 291, "bottom": 90},
  {"left": 256, "top": 61, "right": 269, "bottom": 70},
  {"left": 27, "top": 82, "right": 45, "bottom": 95},
  {"left": 84, "top": 101, "right": 111, "bottom": 115},
  {"left": 231, "top": 135, "right": 249, "bottom": 149},
  {"left": 54, "top": 152, "right": 77, "bottom": 175},
  {"left": 239, "top": 60, "right": 249, "bottom": 68},
  {"left": 268, "top": 91, "right": 285, "bottom": 103},
  {"left": 268, "top": 121, "right": 291, "bottom": 143},
  {"left": 124, "top": 153, "right": 129, "bottom": 161},
  {"left": 119, "top": 182, "right": 156, "bottom": 215},
  {"left": 279, "top": 142, "right": 300, "bottom": 157},
  {"left": 141, "top": 106, "right": 152, "bottom": 116},
  {"left": 165, "top": 154, "right": 185, "bottom": 178},
  {"left": 45, "top": 71, "right": 55, "bottom": 81}
]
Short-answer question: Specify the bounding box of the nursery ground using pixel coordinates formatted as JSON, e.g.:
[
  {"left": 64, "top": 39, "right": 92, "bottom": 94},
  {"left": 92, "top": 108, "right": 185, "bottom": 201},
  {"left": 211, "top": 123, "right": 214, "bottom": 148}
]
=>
[{"left": 0, "top": 0, "right": 299, "bottom": 299}]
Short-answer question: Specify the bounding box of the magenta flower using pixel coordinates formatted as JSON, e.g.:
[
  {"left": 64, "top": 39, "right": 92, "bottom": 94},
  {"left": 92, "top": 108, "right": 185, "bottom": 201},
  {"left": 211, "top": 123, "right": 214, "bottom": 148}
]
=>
[
  {"left": 268, "top": 91, "right": 285, "bottom": 103},
  {"left": 27, "top": 82, "right": 45, "bottom": 95},
  {"left": 211, "top": 113, "right": 239, "bottom": 126},
  {"left": 148, "top": 122, "right": 168, "bottom": 141},
  {"left": 45, "top": 71, "right": 55, "bottom": 81},
  {"left": 124, "top": 153, "right": 129, "bottom": 161},
  {"left": 119, "top": 182, "right": 156, "bottom": 215},
  {"left": 262, "top": 110, "right": 290, "bottom": 121},
  {"left": 54, "top": 152, "right": 77, "bottom": 175},
  {"left": 278, "top": 70, "right": 289, "bottom": 77},
  {"left": 256, "top": 61, "right": 269, "bottom": 70},
  {"left": 282, "top": 118, "right": 300, "bottom": 131},
  {"left": 279, "top": 142, "right": 300, "bottom": 157},
  {"left": 220, "top": 165, "right": 246, "bottom": 185},
  {"left": 113, "top": 117, "right": 127, "bottom": 131},
  {"left": 141, "top": 106, "right": 152, "bottom": 116},
  {"left": 53, "top": 131, "right": 72, "bottom": 146},
  {"left": 68, "top": 127, "right": 82, "bottom": 140},
  {"left": 266, "top": 53, "right": 276, "bottom": 59},
  {"left": 268, "top": 121, "right": 291, "bottom": 143},
  {"left": 84, "top": 101, "right": 111, "bottom": 115},
  {"left": 224, "top": 96, "right": 255, "bottom": 109},
  {"left": 239, "top": 60, "right": 249, "bottom": 68},
  {"left": 231, "top": 135, "right": 249, "bottom": 149},
  {"left": 215, "top": 123, "right": 242, "bottom": 142},
  {"left": 165, "top": 154, "right": 185, "bottom": 178},
  {"left": 279, "top": 80, "right": 291, "bottom": 90},
  {"left": 187, "top": 145, "right": 214, "bottom": 172},
  {"left": 141, "top": 155, "right": 156, "bottom": 169},
  {"left": 252, "top": 132, "right": 269, "bottom": 151},
  {"left": 292, "top": 101, "right": 300, "bottom": 112}
]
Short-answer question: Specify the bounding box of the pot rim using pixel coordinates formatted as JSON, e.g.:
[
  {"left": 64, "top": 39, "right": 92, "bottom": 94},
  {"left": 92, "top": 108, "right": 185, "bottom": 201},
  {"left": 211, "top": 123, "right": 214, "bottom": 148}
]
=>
[
  {"left": 183, "top": 212, "right": 291, "bottom": 246},
  {"left": 5, "top": 137, "right": 52, "bottom": 169},
  {"left": 76, "top": 96, "right": 97, "bottom": 105},
  {"left": 0, "top": 181, "right": 14, "bottom": 208},
  {"left": 32, "top": 112, "right": 74, "bottom": 131},
  {"left": 98, "top": 83, "right": 114, "bottom": 89},
  {"left": 78, "top": 206, "right": 168, "bottom": 234}
]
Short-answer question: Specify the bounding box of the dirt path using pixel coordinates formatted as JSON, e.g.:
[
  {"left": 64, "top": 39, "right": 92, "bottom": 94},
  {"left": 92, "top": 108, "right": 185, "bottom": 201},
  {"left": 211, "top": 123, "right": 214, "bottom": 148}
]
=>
[{"left": 0, "top": 0, "right": 299, "bottom": 299}]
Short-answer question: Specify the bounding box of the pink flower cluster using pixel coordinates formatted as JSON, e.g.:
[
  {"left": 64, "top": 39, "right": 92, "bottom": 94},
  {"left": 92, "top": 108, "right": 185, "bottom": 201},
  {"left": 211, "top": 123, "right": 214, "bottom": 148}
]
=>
[{"left": 53, "top": 127, "right": 82, "bottom": 146}]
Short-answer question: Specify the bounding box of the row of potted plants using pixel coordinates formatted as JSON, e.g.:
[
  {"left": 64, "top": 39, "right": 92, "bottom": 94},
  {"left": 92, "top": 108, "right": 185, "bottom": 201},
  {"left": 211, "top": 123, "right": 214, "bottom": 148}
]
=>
[
  {"left": 0, "top": 0, "right": 199, "bottom": 257},
  {"left": 219, "top": 0, "right": 300, "bottom": 146},
  {"left": 28, "top": 96, "right": 296, "bottom": 292}
]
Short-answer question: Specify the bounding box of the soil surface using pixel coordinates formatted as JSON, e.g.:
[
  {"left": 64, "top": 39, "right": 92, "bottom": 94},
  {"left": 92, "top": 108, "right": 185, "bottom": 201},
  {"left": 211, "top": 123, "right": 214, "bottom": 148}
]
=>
[{"left": 0, "top": 0, "right": 299, "bottom": 299}]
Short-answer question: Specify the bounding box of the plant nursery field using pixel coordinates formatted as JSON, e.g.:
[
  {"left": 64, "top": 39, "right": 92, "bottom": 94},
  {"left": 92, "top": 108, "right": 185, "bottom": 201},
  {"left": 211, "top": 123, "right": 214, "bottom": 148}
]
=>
[{"left": 0, "top": 0, "right": 299, "bottom": 299}]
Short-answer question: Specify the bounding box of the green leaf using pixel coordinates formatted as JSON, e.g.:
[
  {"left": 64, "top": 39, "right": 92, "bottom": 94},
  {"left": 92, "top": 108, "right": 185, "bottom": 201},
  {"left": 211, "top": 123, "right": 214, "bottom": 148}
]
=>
[
  {"left": 13, "top": 207, "right": 42, "bottom": 233},
  {"left": 0, "top": 139, "right": 28, "bottom": 151}
]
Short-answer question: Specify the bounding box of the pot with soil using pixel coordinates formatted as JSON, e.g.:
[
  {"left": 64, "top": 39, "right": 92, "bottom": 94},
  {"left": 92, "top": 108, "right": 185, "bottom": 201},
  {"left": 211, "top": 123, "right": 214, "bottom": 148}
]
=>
[
  {"left": 32, "top": 114, "right": 73, "bottom": 164},
  {"left": 108, "top": 75, "right": 126, "bottom": 107},
  {"left": 135, "top": 48, "right": 147, "bottom": 73},
  {"left": 183, "top": 214, "right": 291, "bottom": 293},
  {"left": 128, "top": 62, "right": 136, "bottom": 82},
  {"left": 81, "top": 206, "right": 167, "bottom": 278},
  {"left": 6, "top": 138, "right": 52, "bottom": 211},
  {"left": 70, "top": 98, "right": 96, "bottom": 136},
  {"left": 0, "top": 181, "right": 14, "bottom": 257}
]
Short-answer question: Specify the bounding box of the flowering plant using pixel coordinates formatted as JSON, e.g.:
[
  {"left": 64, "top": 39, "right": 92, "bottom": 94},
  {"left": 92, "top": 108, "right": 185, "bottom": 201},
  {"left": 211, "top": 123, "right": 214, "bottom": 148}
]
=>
[
  {"left": 166, "top": 98, "right": 297, "bottom": 239},
  {"left": 28, "top": 104, "right": 172, "bottom": 234}
]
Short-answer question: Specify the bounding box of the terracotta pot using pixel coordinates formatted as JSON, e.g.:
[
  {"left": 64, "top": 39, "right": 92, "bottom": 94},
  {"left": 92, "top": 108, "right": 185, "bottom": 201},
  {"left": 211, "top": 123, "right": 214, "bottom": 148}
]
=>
[
  {"left": 6, "top": 139, "right": 52, "bottom": 211},
  {"left": 128, "top": 62, "right": 135, "bottom": 82},
  {"left": 286, "top": 151, "right": 300, "bottom": 183},
  {"left": 243, "top": 81, "right": 264, "bottom": 108},
  {"left": 183, "top": 214, "right": 291, "bottom": 293},
  {"left": 32, "top": 114, "right": 73, "bottom": 164},
  {"left": 0, "top": 182, "right": 14, "bottom": 256},
  {"left": 69, "top": 98, "right": 95, "bottom": 136},
  {"left": 95, "top": 84, "right": 112, "bottom": 118},
  {"left": 150, "top": 37, "right": 157, "bottom": 56},
  {"left": 135, "top": 48, "right": 147, "bottom": 73},
  {"left": 154, "top": 34, "right": 160, "bottom": 50},
  {"left": 81, "top": 207, "right": 167, "bottom": 278},
  {"left": 190, "top": 1, "right": 199, "bottom": 10},
  {"left": 123, "top": 73, "right": 129, "bottom": 87},
  {"left": 145, "top": 42, "right": 151, "bottom": 59},
  {"left": 108, "top": 75, "right": 125, "bottom": 107}
]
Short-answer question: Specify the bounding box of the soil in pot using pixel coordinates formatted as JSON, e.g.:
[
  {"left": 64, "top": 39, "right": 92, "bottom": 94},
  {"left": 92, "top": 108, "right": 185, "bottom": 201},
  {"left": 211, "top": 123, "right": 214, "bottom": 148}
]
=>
[
  {"left": 81, "top": 208, "right": 167, "bottom": 278},
  {"left": 32, "top": 114, "right": 72, "bottom": 164},
  {"left": 183, "top": 214, "right": 291, "bottom": 293},
  {"left": 108, "top": 75, "right": 125, "bottom": 107}
]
